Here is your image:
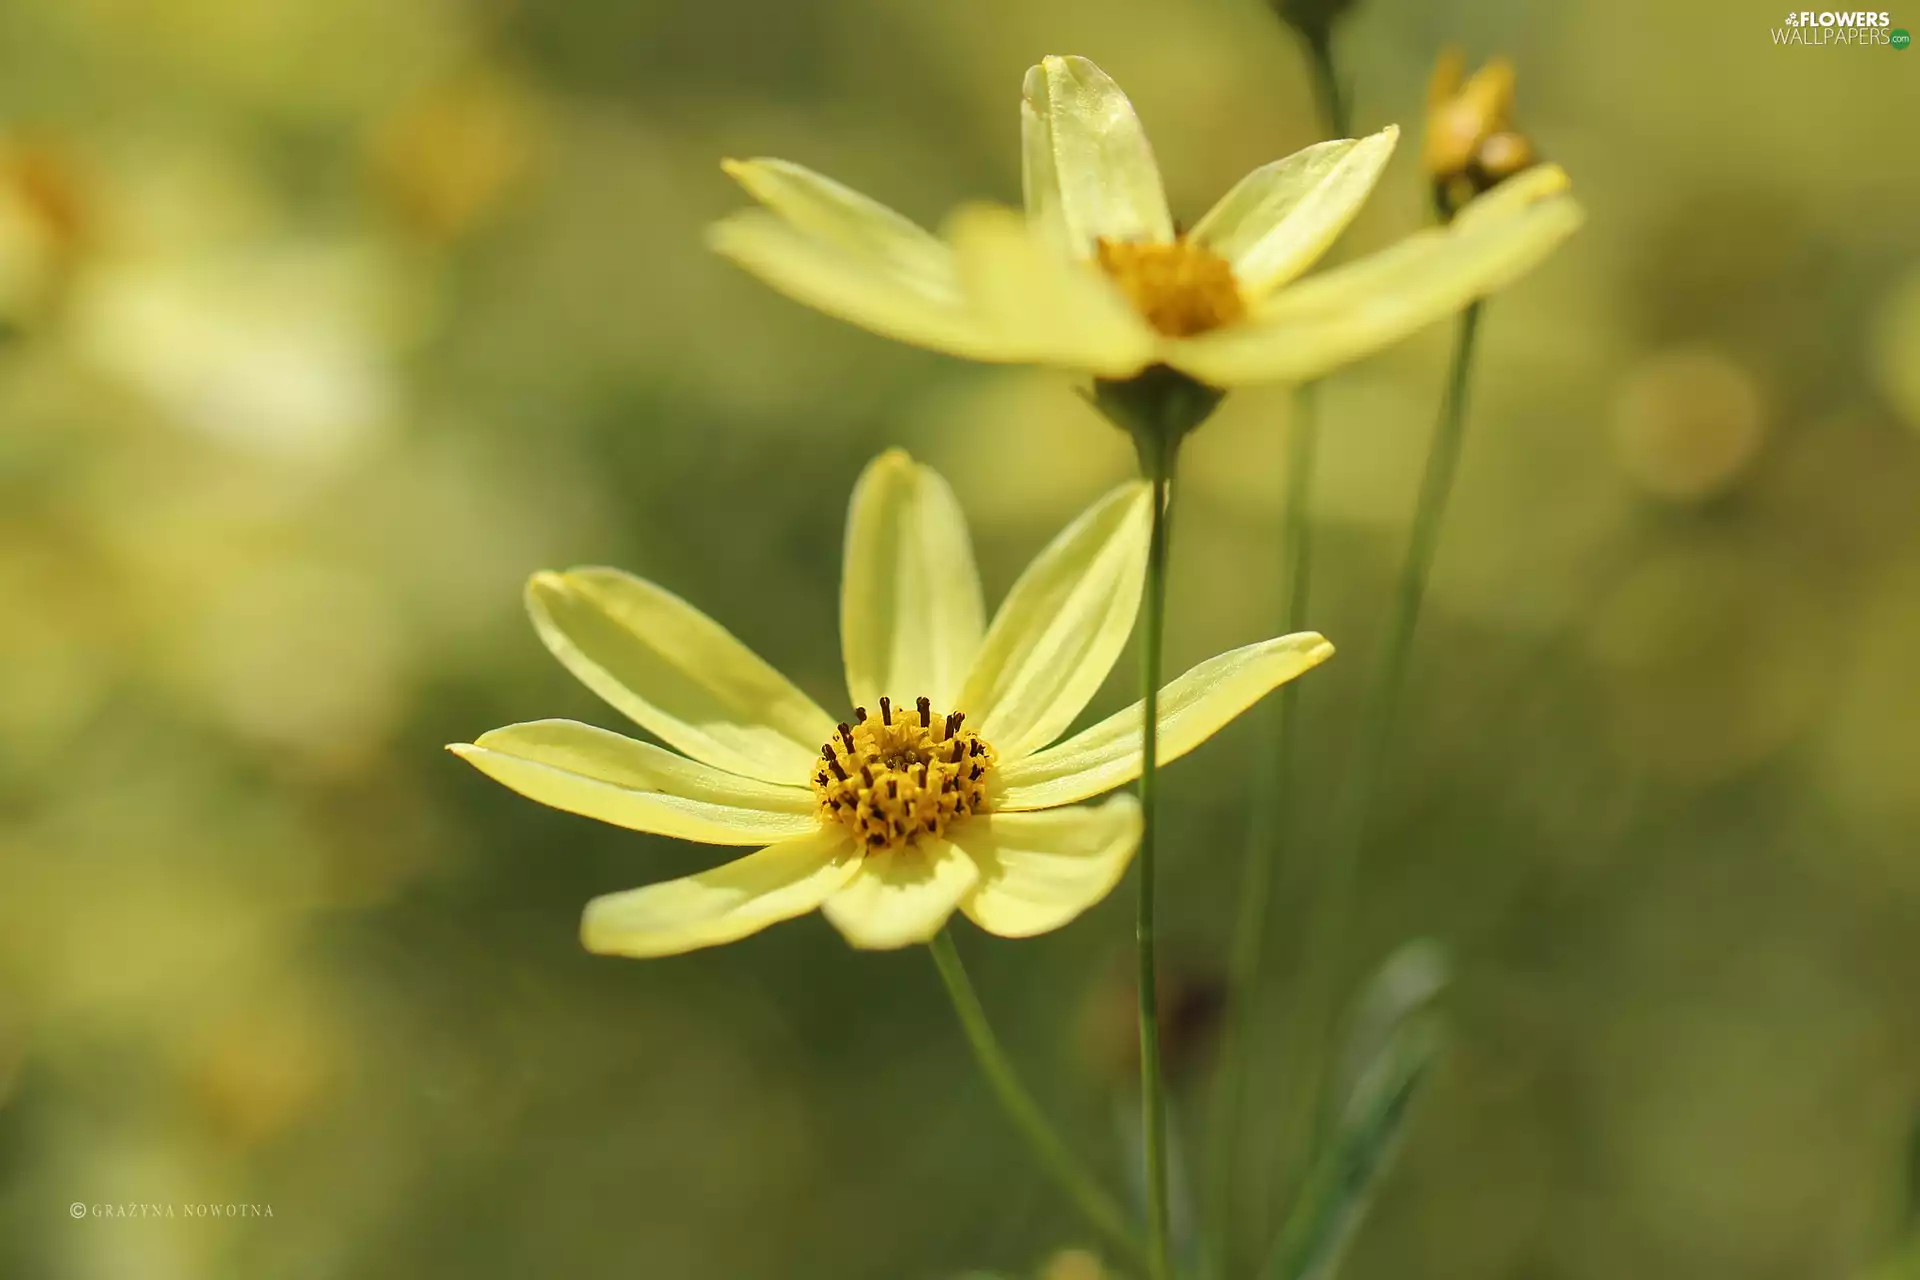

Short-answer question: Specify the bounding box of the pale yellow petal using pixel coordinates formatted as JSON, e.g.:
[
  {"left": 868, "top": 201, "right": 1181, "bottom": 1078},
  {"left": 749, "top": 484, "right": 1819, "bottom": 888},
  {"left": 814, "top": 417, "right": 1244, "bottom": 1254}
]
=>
[
  {"left": 1021, "top": 66, "right": 1071, "bottom": 257},
  {"left": 1022, "top": 54, "right": 1174, "bottom": 256},
  {"left": 722, "top": 157, "right": 959, "bottom": 301},
  {"left": 1188, "top": 126, "right": 1399, "bottom": 300},
  {"left": 959, "top": 482, "right": 1153, "bottom": 761},
  {"left": 1168, "top": 173, "right": 1582, "bottom": 387},
  {"left": 992, "top": 633, "right": 1335, "bottom": 810},
  {"left": 955, "top": 796, "right": 1141, "bottom": 938},
  {"left": 449, "top": 719, "right": 818, "bottom": 846},
  {"left": 1450, "top": 162, "right": 1573, "bottom": 229},
  {"left": 841, "top": 449, "right": 985, "bottom": 712},
  {"left": 526, "top": 567, "right": 834, "bottom": 785},
  {"left": 709, "top": 209, "right": 1013, "bottom": 362},
  {"left": 947, "top": 204, "right": 1156, "bottom": 377},
  {"left": 581, "top": 827, "right": 860, "bottom": 958},
  {"left": 820, "top": 838, "right": 979, "bottom": 949}
]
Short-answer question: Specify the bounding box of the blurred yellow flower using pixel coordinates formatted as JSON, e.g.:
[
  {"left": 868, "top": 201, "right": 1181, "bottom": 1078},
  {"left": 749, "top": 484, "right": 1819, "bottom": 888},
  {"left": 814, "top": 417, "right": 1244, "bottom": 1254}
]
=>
[
  {"left": 452, "top": 450, "right": 1332, "bottom": 956},
  {"left": 1423, "top": 50, "right": 1542, "bottom": 219},
  {"left": 369, "top": 71, "right": 539, "bottom": 241},
  {"left": 0, "top": 139, "right": 87, "bottom": 328},
  {"left": 711, "top": 54, "right": 1582, "bottom": 387}
]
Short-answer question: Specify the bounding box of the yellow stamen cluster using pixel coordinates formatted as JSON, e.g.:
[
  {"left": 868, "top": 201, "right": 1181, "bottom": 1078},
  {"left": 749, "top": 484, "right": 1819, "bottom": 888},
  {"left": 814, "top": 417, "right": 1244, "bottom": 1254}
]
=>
[
  {"left": 1095, "top": 238, "right": 1246, "bottom": 338},
  {"left": 809, "top": 695, "right": 995, "bottom": 853}
]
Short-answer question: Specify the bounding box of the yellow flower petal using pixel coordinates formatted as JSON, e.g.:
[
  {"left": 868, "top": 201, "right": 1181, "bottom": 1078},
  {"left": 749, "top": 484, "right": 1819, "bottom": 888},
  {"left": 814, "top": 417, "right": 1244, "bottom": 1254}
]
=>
[
  {"left": 820, "top": 838, "right": 979, "bottom": 949},
  {"left": 526, "top": 567, "right": 835, "bottom": 785},
  {"left": 1188, "top": 126, "right": 1399, "bottom": 300},
  {"left": 955, "top": 795, "right": 1141, "bottom": 938},
  {"left": 581, "top": 827, "right": 861, "bottom": 958},
  {"left": 948, "top": 204, "right": 1156, "bottom": 377},
  {"left": 1021, "top": 54, "right": 1175, "bottom": 257},
  {"left": 1168, "top": 172, "right": 1582, "bottom": 387},
  {"left": 708, "top": 209, "right": 1010, "bottom": 361},
  {"left": 992, "top": 633, "right": 1335, "bottom": 810},
  {"left": 841, "top": 449, "right": 985, "bottom": 711},
  {"left": 450, "top": 719, "right": 819, "bottom": 846},
  {"left": 1450, "top": 161, "right": 1572, "bottom": 228},
  {"left": 960, "top": 481, "right": 1153, "bottom": 761},
  {"left": 722, "top": 157, "right": 960, "bottom": 301}
]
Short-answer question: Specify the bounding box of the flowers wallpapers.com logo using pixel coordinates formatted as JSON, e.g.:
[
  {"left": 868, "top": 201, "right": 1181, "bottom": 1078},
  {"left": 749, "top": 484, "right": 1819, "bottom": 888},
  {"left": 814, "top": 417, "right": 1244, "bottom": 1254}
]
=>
[{"left": 1772, "top": 9, "right": 1909, "bottom": 43}]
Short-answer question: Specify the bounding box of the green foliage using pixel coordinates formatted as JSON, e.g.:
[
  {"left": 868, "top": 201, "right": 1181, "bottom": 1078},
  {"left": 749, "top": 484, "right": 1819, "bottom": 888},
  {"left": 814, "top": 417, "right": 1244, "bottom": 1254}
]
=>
[{"left": 1259, "top": 942, "right": 1449, "bottom": 1280}]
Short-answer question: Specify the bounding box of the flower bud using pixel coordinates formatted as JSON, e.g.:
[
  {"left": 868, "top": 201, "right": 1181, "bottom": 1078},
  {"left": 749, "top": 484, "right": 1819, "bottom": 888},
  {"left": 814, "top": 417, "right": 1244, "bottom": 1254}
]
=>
[{"left": 1423, "top": 50, "right": 1541, "bottom": 220}]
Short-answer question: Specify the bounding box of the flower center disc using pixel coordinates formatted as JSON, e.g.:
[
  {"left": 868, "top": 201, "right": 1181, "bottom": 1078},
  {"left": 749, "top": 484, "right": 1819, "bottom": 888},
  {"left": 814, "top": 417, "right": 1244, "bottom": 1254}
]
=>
[
  {"left": 810, "top": 696, "right": 995, "bottom": 853},
  {"left": 1095, "top": 238, "right": 1246, "bottom": 338}
]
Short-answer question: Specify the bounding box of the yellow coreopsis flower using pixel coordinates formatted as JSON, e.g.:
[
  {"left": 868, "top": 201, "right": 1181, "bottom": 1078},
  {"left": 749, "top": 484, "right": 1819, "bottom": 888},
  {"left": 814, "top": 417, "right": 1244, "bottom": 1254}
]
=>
[
  {"left": 451, "top": 451, "right": 1333, "bottom": 956},
  {"left": 710, "top": 54, "right": 1582, "bottom": 388}
]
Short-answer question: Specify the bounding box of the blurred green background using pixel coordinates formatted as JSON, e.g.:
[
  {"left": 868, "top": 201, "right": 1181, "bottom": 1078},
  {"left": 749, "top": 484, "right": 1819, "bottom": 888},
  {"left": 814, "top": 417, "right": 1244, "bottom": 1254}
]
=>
[{"left": 1, "top": 0, "right": 1917, "bottom": 1276}]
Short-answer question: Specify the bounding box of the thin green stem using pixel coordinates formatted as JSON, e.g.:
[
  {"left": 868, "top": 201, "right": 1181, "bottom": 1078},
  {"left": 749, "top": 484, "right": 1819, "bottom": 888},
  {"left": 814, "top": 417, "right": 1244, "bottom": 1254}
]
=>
[
  {"left": 927, "top": 929, "right": 1146, "bottom": 1267},
  {"left": 1136, "top": 431, "right": 1179, "bottom": 1280},
  {"left": 1352, "top": 302, "right": 1482, "bottom": 865},
  {"left": 1303, "top": 301, "right": 1484, "bottom": 1158},
  {"left": 1089, "top": 368, "right": 1216, "bottom": 1278},
  {"left": 1205, "top": 384, "right": 1319, "bottom": 1276},
  {"left": 1303, "top": 26, "right": 1352, "bottom": 138}
]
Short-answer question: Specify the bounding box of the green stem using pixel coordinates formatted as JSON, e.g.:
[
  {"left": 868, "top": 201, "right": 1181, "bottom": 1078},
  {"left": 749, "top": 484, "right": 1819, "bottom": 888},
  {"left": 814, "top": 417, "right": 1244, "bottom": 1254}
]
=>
[
  {"left": 927, "top": 929, "right": 1146, "bottom": 1267},
  {"left": 1136, "top": 430, "right": 1179, "bottom": 1280},
  {"left": 1304, "top": 301, "right": 1484, "bottom": 1156},
  {"left": 1206, "top": 384, "right": 1319, "bottom": 1276},
  {"left": 1303, "top": 26, "right": 1352, "bottom": 137},
  {"left": 1355, "top": 302, "right": 1482, "bottom": 855}
]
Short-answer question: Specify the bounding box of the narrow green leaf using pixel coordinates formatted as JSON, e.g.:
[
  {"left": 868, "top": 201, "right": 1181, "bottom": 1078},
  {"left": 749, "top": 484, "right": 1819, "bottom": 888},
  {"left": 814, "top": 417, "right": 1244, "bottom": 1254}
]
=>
[
  {"left": 1258, "top": 941, "right": 1451, "bottom": 1280},
  {"left": 1333, "top": 938, "right": 1448, "bottom": 1114}
]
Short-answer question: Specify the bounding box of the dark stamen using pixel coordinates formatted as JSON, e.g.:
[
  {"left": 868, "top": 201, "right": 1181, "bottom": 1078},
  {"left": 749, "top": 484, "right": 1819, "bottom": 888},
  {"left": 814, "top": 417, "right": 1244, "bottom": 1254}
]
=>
[
  {"left": 838, "top": 722, "right": 855, "bottom": 752},
  {"left": 945, "top": 711, "right": 964, "bottom": 737},
  {"left": 970, "top": 764, "right": 984, "bottom": 780},
  {"left": 827, "top": 758, "right": 847, "bottom": 781},
  {"left": 879, "top": 696, "right": 892, "bottom": 725},
  {"left": 854, "top": 706, "right": 868, "bottom": 723},
  {"left": 860, "top": 764, "right": 875, "bottom": 787},
  {"left": 887, "top": 778, "right": 899, "bottom": 798},
  {"left": 969, "top": 739, "right": 983, "bottom": 757},
  {"left": 917, "top": 696, "right": 931, "bottom": 727}
]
